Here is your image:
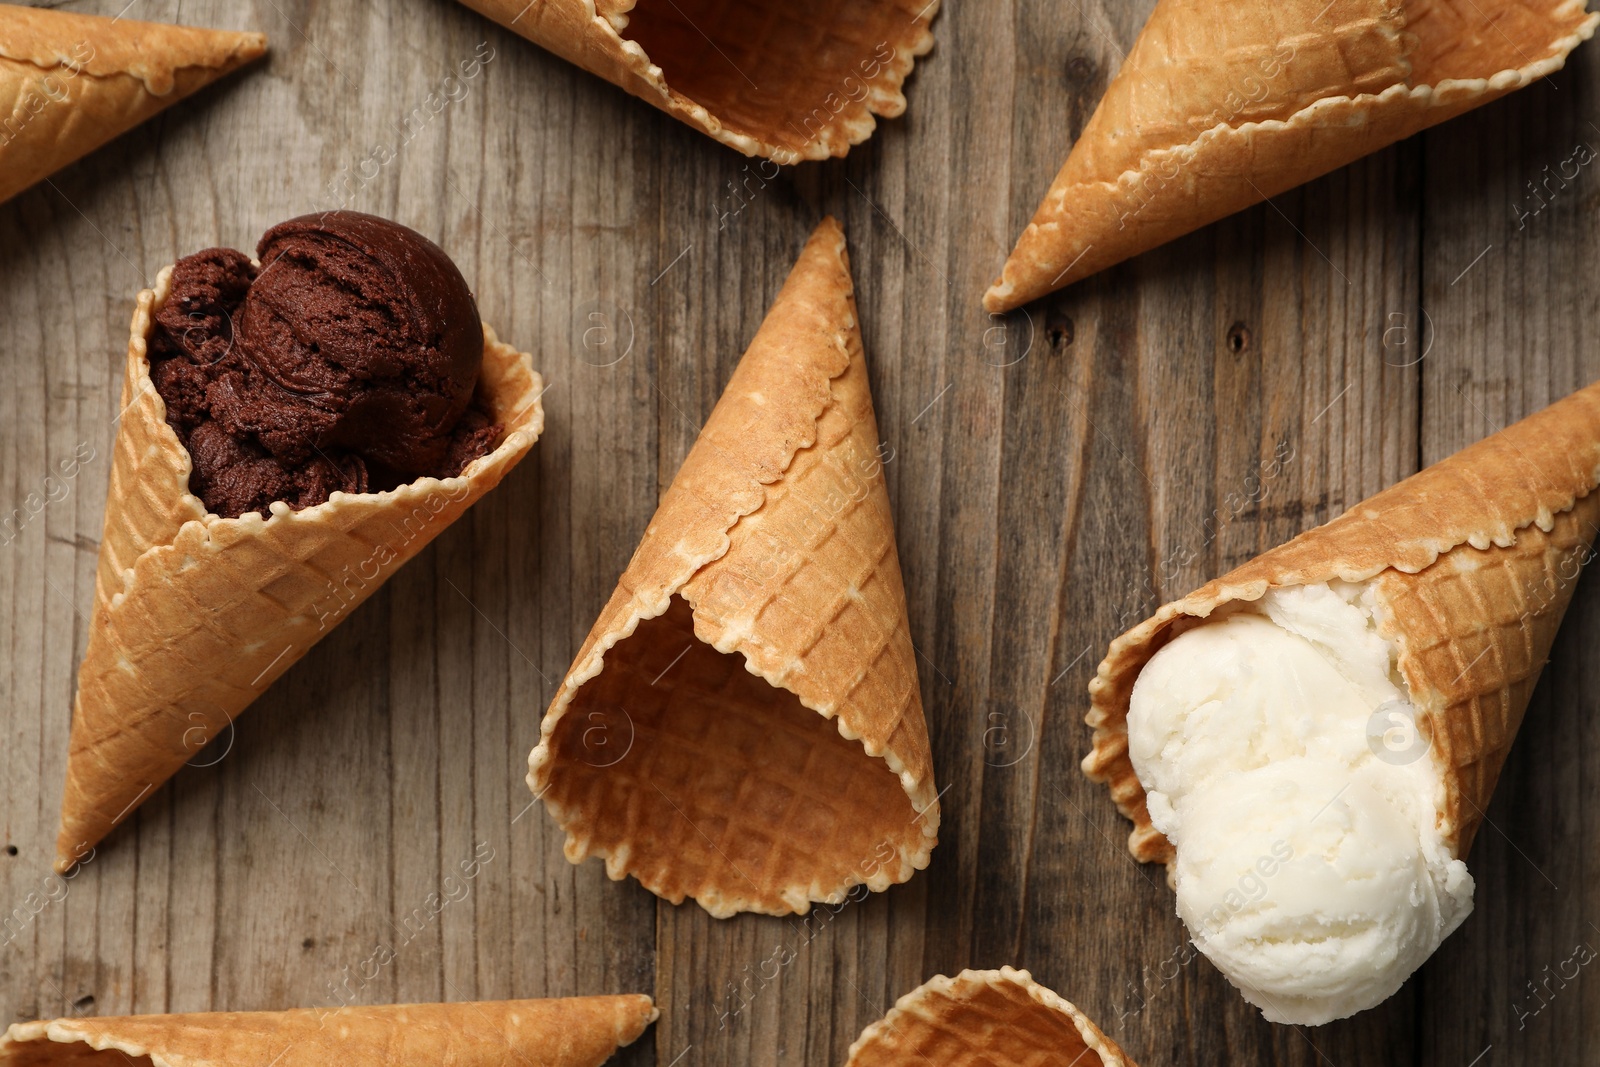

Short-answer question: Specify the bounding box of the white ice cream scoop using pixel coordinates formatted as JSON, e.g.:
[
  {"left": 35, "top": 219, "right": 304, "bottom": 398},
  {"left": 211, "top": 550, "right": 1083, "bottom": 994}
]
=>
[{"left": 1127, "top": 582, "right": 1474, "bottom": 1026}]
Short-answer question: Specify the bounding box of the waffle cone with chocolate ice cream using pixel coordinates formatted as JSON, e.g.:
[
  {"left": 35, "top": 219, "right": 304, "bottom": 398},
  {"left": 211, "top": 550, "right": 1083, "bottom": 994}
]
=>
[
  {"left": 56, "top": 215, "right": 544, "bottom": 871},
  {"left": 455, "top": 0, "right": 938, "bottom": 162},
  {"left": 984, "top": 0, "right": 1598, "bottom": 311},
  {"left": 847, "top": 968, "right": 1137, "bottom": 1067},
  {"left": 0, "top": 997, "right": 657, "bottom": 1067},
  {"left": 1085, "top": 380, "right": 1600, "bottom": 868},
  {"left": 0, "top": 5, "right": 266, "bottom": 207},
  {"left": 527, "top": 218, "right": 937, "bottom": 917}
]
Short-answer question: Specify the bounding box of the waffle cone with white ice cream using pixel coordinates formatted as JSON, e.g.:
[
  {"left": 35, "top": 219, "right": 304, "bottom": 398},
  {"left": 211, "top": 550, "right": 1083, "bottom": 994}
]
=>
[
  {"left": 984, "top": 0, "right": 1598, "bottom": 311},
  {"left": 0, "top": 997, "right": 656, "bottom": 1067},
  {"left": 847, "top": 968, "right": 1137, "bottom": 1066},
  {"left": 0, "top": 5, "right": 266, "bottom": 206},
  {"left": 1084, "top": 380, "right": 1600, "bottom": 1024},
  {"left": 58, "top": 214, "right": 544, "bottom": 872},
  {"left": 455, "top": 0, "right": 938, "bottom": 162},
  {"left": 528, "top": 218, "right": 937, "bottom": 918}
]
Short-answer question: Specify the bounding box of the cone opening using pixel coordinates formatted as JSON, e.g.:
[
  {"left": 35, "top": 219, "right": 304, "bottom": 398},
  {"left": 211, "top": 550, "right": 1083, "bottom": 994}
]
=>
[
  {"left": 617, "top": 0, "right": 927, "bottom": 158},
  {"left": 132, "top": 274, "right": 539, "bottom": 526},
  {"left": 541, "top": 595, "right": 920, "bottom": 915},
  {"left": 1401, "top": 0, "right": 1593, "bottom": 85},
  {"left": 849, "top": 970, "right": 1121, "bottom": 1067},
  {"left": 1, "top": 1040, "right": 154, "bottom": 1067}
]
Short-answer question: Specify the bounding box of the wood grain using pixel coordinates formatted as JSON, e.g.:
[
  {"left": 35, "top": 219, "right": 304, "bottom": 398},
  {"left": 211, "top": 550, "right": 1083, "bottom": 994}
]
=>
[{"left": 1, "top": 0, "right": 1596, "bottom": 1063}]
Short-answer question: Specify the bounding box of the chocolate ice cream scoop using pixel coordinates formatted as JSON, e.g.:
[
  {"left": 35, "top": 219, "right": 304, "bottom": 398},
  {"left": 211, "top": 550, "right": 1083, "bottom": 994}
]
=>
[
  {"left": 243, "top": 211, "right": 487, "bottom": 472},
  {"left": 149, "top": 212, "right": 500, "bottom": 519}
]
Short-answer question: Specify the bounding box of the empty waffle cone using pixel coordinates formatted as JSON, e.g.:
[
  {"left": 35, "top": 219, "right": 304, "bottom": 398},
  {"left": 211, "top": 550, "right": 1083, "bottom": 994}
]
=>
[
  {"left": 0, "top": 5, "right": 266, "bottom": 207},
  {"left": 528, "top": 217, "right": 937, "bottom": 917},
  {"left": 984, "top": 0, "right": 1598, "bottom": 311},
  {"left": 55, "top": 266, "right": 545, "bottom": 872},
  {"left": 847, "top": 967, "right": 1136, "bottom": 1067},
  {"left": 0, "top": 997, "right": 657, "bottom": 1067},
  {"left": 1085, "top": 380, "right": 1600, "bottom": 865},
  {"left": 455, "top": 0, "right": 938, "bottom": 162}
]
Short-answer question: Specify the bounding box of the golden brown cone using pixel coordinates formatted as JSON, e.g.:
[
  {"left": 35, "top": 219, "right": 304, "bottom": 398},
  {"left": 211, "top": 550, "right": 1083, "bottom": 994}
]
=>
[
  {"left": 528, "top": 217, "right": 936, "bottom": 917},
  {"left": 847, "top": 967, "right": 1136, "bottom": 1067},
  {"left": 0, "top": 5, "right": 266, "bottom": 206},
  {"left": 455, "top": 0, "right": 937, "bottom": 162},
  {"left": 984, "top": 0, "right": 1598, "bottom": 311},
  {"left": 56, "top": 266, "right": 545, "bottom": 872},
  {"left": 0, "top": 997, "right": 656, "bottom": 1067},
  {"left": 1084, "top": 380, "right": 1600, "bottom": 865}
]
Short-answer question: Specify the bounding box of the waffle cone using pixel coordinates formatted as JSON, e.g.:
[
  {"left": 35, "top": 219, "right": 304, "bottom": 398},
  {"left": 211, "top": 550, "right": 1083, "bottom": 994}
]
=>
[
  {"left": 56, "top": 266, "right": 545, "bottom": 872},
  {"left": 0, "top": 997, "right": 656, "bottom": 1067},
  {"left": 984, "top": 0, "right": 1598, "bottom": 311},
  {"left": 847, "top": 967, "right": 1136, "bottom": 1067},
  {"left": 455, "top": 0, "right": 937, "bottom": 162},
  {"left": 527, "top": 218, "right": 936, "bottom": 917},
  {"left": 1085, "top": 381, "right": 1600, "bottom": 865},
  {"left": 0, "top": 5, "right": 266, "bottom": 207}
]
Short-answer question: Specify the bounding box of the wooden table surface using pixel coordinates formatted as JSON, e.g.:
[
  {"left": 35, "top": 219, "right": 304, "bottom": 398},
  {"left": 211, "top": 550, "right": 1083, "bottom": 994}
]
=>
[{"left": 3, "top": 1, "right": 1599, "bottom": 1064}]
